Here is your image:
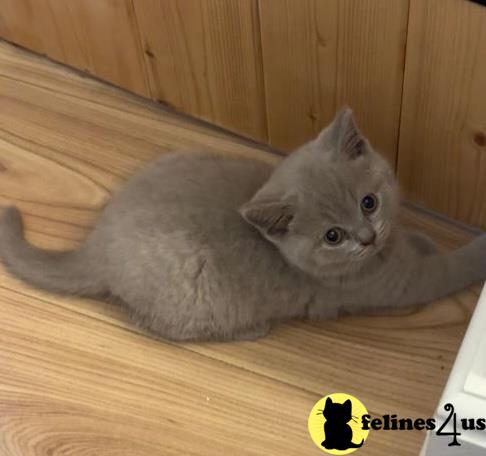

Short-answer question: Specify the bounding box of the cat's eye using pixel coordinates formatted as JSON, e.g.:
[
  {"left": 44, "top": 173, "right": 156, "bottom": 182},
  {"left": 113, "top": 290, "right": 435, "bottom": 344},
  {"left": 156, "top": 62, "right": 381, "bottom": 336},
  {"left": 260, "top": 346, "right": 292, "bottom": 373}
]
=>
[
  {"left": 324, "top": 227, "right": 344, "bottom": 245},
  {"left": 361, "top": 194, "right": 378, "bottom": 213}
]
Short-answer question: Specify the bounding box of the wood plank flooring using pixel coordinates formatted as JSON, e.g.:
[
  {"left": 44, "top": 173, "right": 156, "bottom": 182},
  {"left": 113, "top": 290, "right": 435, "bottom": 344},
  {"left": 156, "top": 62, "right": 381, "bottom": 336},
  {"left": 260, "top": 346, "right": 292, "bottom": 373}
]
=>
[{"left": 0, "top": 41, "right": 482, "bottom": 456}]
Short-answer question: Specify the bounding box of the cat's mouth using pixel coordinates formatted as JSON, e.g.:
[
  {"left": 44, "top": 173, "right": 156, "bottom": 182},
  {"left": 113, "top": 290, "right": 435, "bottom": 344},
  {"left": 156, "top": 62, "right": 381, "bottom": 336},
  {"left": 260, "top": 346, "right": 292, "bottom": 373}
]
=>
[
  {"left": 359, "top": 222, "right": 392, "bottom": 257},
  {"left": 351, "top": 234, "right": 389, "bottom": 263}
]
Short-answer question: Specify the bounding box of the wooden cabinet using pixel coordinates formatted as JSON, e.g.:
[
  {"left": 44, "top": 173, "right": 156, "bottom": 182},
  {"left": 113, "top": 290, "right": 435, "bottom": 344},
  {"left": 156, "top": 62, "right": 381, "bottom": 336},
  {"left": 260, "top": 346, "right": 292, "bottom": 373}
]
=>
[{"left": 1, "top": 0, "right": 485, "bottom": 228}]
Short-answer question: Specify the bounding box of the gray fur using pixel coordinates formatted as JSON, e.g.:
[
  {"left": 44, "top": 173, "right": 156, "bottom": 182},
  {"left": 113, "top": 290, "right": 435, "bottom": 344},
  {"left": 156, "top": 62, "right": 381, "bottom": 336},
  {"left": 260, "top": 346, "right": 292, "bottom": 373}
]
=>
[{"left": 1, "top": 108, "right": 485, "bottom": 341}]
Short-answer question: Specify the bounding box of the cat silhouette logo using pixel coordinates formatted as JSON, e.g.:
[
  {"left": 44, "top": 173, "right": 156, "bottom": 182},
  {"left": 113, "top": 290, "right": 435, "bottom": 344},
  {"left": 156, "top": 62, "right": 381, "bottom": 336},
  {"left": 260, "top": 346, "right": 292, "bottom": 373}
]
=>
[{"left": 308, "top": 393, "right": 369, "bottom": 454}]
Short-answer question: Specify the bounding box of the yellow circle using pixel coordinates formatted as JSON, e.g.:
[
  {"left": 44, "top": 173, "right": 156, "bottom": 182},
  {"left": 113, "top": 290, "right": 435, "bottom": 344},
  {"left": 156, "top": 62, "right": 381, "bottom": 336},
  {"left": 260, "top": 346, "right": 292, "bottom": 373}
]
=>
[{"left": 308, "top": 393, "right": 370, "bottom": 455}]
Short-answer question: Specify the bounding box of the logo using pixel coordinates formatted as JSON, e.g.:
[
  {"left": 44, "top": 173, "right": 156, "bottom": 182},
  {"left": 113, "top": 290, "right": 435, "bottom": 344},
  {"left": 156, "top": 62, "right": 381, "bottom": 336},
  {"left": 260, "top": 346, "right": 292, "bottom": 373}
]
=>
[
  {"left": 309, "top": 395, "right": 486, "bottom": 453},
  {"left": 308, "top": 393, "right": 369, "bottom": 454}
]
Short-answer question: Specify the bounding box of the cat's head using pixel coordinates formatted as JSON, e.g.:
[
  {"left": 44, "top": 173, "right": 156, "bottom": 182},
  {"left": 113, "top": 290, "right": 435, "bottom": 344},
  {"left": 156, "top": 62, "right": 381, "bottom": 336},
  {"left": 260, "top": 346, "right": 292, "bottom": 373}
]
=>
[
  {"left": 240, "top": 108, "right": 399, "bottom": 278},
  {"left": 323, "top": 397, "right": 353, "bottom": 423}
]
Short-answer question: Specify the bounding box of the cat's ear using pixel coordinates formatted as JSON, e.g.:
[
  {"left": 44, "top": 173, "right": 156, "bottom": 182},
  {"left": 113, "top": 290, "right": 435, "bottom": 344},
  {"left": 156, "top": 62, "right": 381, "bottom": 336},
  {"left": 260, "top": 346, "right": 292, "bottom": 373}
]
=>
[
  {"left": 343, "top": 399, "right": 352, "bottom": 413},
  {"left": 324, "top": 397, "right": 333, "bottom": 411},
  {"left": 317, "top": 107, "right": 367, "bottom": 160},
  {"left": 240, "top": 200, "right": 294, "bottom": 237}
]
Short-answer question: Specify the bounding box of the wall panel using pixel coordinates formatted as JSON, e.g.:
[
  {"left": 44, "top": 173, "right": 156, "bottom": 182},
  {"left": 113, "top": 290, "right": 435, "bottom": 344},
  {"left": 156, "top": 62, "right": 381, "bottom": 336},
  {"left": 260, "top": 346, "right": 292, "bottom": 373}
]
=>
[
  {"left": 0, "top": 0, "right": 46, "bottom": 54},
  {"left": 259, "top": 0, "right": 410, "bottom": 164},
  {"left": 133, "top": 0, "right": 267, "bottom": 142},
  {"left": 398, "top": 0, "right": 486, "bottom": 229},
  {"left": 0, "top": 0, "right": 150, "bottom": 97}
]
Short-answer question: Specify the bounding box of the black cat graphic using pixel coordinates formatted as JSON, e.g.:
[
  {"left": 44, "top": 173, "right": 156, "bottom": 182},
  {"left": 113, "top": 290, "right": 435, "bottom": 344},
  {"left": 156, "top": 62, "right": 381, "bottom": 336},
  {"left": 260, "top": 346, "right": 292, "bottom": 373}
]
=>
[{"left": 320, "top": 397, "right": 364, "bottom": 451}]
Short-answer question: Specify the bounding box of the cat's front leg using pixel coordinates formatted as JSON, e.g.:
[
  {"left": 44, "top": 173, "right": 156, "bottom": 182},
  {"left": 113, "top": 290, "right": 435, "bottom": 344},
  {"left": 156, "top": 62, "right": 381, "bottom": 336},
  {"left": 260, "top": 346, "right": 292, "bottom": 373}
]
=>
[
  {"left": 391, "top": 234, "right": 486, "bottom": 309},
  {"left": 232, "top": 323, "right": 271, "bottom": 341},
  {"left": 406, "top": 231, "right": 438, "bottom": 256},
  {"left": 306, "top": 291, "right": 340, "bottom": 320}
]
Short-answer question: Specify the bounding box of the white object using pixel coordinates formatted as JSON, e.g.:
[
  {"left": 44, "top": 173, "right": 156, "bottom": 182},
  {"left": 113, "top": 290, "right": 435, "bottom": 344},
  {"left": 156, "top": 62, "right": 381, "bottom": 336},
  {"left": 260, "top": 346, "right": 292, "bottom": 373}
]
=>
[{"left": 421, "top": 283, "right": 486, "bottom": 455}]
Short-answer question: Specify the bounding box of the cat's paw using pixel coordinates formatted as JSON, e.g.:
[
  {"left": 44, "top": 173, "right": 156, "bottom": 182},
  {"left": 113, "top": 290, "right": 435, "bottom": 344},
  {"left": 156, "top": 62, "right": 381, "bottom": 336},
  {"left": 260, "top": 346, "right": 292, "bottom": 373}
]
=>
[
  {"left": 234, "top": 324, "right": 270, "bottom": 341},
  {"left": 321, "top": 441, "right": 332, "bottom": 450},
  {"left": 406, "top": 231, "right": 438, "bottom": 256},
  {"left": 464, "top": 234, "right": 486, "bottom": 282}
]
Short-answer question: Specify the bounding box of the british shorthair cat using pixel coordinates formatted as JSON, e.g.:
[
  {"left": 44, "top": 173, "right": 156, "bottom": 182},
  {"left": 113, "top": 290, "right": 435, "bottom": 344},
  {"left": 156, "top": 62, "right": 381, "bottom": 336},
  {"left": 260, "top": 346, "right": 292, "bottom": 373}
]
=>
[{"left": 1, "top": 108, "right": 485, "bottom": 341}]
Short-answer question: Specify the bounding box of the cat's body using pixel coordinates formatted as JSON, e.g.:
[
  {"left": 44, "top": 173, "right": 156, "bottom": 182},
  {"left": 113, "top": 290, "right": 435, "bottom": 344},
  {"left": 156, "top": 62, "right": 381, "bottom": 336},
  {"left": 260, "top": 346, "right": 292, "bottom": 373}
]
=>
[
  {"left": 83, "top": 154, "right": 317, "bottom": 340},
  {"left": 1, "top": 154, "right": 316, "bottom": 340},
  {"left": 1, "top": 109, "right": 485, "bottom": 341}
]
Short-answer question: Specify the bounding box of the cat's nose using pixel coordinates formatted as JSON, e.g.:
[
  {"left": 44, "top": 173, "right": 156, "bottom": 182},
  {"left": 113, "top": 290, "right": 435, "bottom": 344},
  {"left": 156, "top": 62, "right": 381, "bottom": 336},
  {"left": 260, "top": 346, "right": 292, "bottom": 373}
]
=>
[{"left": 357, "top": 227, "right": 376, "bottom": 246}]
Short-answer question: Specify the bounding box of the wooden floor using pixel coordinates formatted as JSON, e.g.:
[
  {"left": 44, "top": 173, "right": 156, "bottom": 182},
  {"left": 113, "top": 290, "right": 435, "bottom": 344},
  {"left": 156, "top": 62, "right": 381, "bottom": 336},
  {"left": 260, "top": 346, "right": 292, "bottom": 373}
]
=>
[{"left": 0, "top": 41, "right": 483, "bottom": 456}]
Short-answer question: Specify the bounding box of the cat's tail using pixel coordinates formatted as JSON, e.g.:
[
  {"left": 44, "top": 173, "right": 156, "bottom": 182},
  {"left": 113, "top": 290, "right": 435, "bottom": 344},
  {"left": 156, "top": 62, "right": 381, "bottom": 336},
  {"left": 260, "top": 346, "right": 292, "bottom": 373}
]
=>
[
  {"left": 0, "top": 206, "right": 106, "bottom": 297},
  {"left": 349, "top": 439, "right": 364, "bottom": 448}
]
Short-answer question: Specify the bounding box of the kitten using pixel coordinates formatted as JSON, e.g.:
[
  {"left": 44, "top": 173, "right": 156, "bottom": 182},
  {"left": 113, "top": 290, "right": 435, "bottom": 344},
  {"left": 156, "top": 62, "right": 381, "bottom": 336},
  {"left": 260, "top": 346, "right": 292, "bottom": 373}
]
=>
[
  {"left": 320, "top": 398, "right": 363, "bottom": 450},
  {"left": 0, "top": 109, "right": 485, "bottom": 341}
]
